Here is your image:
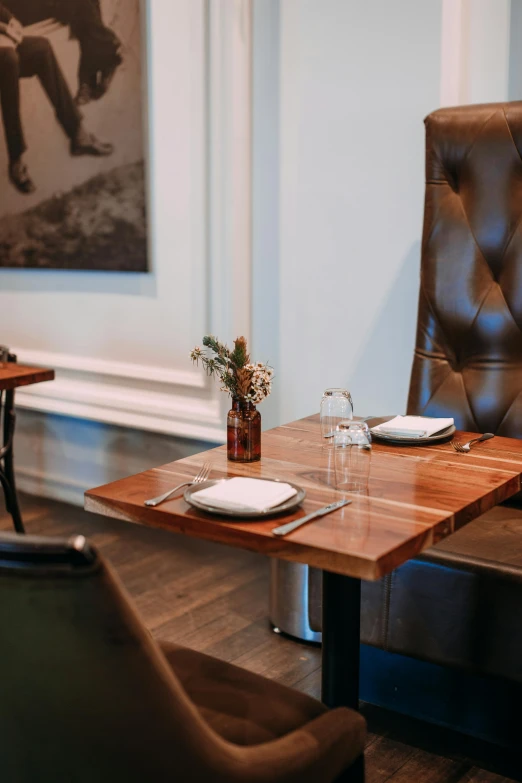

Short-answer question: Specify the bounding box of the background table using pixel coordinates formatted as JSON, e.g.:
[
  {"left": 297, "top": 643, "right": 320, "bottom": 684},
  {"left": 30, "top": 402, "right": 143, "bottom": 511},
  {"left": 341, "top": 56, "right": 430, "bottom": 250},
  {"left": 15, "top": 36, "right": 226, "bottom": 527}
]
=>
[
  {"left": 85, "top": 414, "right": 522, "bottom": 709},
  {"left": 0, "top": 360, "right": 54, "bottom": 533}
]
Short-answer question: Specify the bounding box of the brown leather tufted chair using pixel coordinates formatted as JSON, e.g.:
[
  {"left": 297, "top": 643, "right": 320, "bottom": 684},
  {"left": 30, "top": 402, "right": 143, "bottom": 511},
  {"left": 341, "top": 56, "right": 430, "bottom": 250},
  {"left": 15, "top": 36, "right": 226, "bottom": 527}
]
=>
[
  {"left": 363, "top": 103, "right": 522, "bottom": 685},
  {"left": 308, "top": 106, "right": 522, "bottom": 737},
  {"left": 408, "top": 101, "right": 522, "bottom": 435},
  {"left": 0, "top": 531, "right": 366, "bottom": 783}
]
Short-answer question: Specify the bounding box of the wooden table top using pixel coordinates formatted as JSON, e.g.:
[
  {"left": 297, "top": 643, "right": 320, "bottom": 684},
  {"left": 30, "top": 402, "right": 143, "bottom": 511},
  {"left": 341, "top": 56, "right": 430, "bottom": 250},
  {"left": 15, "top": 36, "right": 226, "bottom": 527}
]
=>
[
  {"left": 85, "top": 414, "right": 522, "bottom": 581},
  {"left": 0, "top": 363, "right": 55, "bottom": 391}
]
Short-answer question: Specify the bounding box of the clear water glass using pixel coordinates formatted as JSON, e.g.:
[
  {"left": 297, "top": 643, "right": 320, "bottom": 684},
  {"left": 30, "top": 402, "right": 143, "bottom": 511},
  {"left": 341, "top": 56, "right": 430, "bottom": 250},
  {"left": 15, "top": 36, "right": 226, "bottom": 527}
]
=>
[
  {"left": 320, "top": 388, "right": 353, "bottom": 445},
  {"left": 333, "top": 421, "right": 372, "bottom": 493}
]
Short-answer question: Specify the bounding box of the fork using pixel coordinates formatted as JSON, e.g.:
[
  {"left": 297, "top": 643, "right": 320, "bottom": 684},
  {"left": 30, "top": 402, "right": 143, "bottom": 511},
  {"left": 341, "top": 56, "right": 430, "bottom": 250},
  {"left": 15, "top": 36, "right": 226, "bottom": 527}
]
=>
[
  {"left": 144, "top": 463, "right": 212, "bottom": 506},
  {"left": 451, "top": 433, "right": 495, "bottom": 453}
]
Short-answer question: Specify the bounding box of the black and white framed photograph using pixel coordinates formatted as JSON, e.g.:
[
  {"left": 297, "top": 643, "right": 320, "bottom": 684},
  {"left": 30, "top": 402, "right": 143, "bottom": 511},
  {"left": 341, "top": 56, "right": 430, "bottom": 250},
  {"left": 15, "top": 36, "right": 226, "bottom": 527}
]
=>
[{"left": 0, "top": 0, "right": 148, "bottom": 271}]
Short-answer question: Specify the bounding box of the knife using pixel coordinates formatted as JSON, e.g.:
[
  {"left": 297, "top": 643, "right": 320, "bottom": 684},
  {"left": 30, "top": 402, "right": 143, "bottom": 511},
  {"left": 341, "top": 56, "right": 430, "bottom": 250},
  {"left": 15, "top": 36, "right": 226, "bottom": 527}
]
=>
[{"left": 271, "top": 498, "right": 352, "bottom": 537}]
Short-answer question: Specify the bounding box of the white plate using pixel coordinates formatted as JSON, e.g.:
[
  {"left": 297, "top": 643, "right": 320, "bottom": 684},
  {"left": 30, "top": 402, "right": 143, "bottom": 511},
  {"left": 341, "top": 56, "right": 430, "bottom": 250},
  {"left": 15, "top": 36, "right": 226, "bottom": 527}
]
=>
[
  {"left": 366, "top": 416, "right": 456, "bottom": 445},
  {"left": 185, "top": 478, "right": 306, "bottom": 519}
]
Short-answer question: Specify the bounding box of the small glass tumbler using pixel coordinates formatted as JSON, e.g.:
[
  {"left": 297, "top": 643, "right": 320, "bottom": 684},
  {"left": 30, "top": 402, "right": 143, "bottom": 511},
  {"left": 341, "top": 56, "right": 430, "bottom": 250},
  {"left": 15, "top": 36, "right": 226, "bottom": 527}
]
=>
[
  {"left": 320, "top": 388, "right": 353, "bottom": 446},
  {"left": 333, "top": 421, "right": 372, "bottom": 493}
]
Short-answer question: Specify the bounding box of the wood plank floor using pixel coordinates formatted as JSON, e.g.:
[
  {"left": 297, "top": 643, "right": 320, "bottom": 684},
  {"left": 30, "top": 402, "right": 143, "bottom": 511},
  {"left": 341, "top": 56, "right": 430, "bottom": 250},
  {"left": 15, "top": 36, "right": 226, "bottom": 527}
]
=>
[{"left": 2, "top": 494, "right": 520, "bottom": 783}]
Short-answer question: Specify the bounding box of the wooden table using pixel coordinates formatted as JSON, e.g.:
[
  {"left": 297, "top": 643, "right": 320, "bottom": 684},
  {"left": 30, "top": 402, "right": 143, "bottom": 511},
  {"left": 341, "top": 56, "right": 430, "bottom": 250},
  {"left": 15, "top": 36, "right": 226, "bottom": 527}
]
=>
[
  {"left": 0, "top": 359, "right": 55, "bottom": 533},
  {"left": 85, "top": 414, "right": 522, "bottom": 710}
]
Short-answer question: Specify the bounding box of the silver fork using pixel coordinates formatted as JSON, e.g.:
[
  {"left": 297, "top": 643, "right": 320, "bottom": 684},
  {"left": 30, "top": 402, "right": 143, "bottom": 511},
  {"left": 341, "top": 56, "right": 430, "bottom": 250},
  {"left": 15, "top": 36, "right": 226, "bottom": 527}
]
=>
[
  {"left": 451, "top": 433, "right": 494, "bottom": 454},
  {"left": 144, "top": 463, "right": 211, "bottom": 506}
]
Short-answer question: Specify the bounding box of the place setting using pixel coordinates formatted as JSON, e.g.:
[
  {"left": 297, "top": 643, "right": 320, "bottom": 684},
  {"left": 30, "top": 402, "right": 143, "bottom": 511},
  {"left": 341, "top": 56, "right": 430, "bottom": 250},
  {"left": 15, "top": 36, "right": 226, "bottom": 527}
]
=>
[
  {"left": 320, "top": 388, "right": 495, "bottom": 452},
  {"left": 366, "top": 414, "right": 455, "bottom": 444},
  {"left": 366, "top": 414, "right": 494, "bottom": 452},
  {"left": 184, "top": 475, "right": 306, "bottom": 519}
]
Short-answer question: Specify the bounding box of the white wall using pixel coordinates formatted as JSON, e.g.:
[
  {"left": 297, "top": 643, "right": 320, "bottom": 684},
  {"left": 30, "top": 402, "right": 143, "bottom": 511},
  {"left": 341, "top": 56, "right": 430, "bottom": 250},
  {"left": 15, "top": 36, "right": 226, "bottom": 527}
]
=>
[
  {"left": 252, "top": 0, "right": 513, "bottom": 426},
  {"left": 275, "top": 0, "right": 443, "bottom": 422}
]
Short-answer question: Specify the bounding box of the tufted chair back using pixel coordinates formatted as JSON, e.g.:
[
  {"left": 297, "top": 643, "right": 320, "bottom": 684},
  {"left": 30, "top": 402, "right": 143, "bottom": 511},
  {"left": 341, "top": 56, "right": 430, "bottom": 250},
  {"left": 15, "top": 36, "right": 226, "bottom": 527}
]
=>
[{"left": 407, "top": 102, "right": 522, "bottom": 437}]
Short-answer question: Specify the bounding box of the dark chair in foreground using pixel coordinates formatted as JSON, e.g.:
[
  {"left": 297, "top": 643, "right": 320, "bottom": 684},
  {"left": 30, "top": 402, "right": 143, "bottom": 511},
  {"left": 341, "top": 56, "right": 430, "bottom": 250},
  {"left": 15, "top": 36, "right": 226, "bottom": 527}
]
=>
[{"left": 0, "top": 532, "right": 365, "bottom": 782}]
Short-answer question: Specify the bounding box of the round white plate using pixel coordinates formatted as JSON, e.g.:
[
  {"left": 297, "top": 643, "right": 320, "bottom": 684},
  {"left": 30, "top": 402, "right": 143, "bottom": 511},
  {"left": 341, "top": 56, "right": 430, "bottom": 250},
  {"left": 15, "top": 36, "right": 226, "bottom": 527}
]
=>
[
  {"left": 184, "top": 478, "right": 306, "bottom": 519},
  {"left": 366, "top": 416, "right": 456, "bottom": 446}
]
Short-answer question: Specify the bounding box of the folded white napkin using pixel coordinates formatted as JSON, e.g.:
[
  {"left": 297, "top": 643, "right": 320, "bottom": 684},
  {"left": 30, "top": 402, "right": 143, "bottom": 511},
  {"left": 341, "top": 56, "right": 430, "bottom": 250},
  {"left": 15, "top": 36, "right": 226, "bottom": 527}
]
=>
[
  {"left": 193, "top": 477, "right": 297, "bottom": 513},
  {"left": 371, "top": 415, "right": 454, "bottom": 438}
]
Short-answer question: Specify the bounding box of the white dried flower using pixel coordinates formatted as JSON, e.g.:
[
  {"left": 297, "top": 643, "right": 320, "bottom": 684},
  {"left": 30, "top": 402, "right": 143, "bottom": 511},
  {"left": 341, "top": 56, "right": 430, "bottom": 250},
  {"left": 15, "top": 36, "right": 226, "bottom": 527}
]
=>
[{"left": 244, "top": 363, "right": 274, "bottom": 403}]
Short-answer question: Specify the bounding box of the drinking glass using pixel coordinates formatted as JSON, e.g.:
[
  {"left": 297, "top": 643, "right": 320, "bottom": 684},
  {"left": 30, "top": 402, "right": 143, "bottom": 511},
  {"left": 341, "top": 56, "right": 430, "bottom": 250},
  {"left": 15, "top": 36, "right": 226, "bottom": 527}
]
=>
[
  {"left": 320, "top": 388, "right": 353, "bottom": 445},
  {"left": 333, "top": 421, "right": 372, "bottom": 493}
]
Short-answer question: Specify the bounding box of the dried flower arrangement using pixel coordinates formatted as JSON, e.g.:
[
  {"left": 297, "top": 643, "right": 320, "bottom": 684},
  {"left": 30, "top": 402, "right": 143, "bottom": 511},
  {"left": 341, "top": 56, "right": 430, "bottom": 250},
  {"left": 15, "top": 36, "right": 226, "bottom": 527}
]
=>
[{"left": 190, "top": 336, "right": 273, "bottom": 404}]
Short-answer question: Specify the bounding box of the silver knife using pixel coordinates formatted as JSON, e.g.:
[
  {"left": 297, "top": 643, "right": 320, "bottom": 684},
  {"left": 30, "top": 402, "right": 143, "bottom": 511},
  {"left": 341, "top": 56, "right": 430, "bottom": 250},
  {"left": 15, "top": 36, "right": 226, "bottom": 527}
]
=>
[{"left": 271, "top": 498, "right": 352, "bottom": 537}]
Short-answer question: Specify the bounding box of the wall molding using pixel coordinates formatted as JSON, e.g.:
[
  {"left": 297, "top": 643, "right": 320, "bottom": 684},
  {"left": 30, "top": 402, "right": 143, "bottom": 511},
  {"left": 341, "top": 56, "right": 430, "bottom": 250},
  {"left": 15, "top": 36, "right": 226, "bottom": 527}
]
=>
[
  {"left": 440, "top": 0, "right": 511, "bottom": 108},
  {"left": 11, "top": 0, "right": 253, "bottom": 444},
  {"left": 440, "top": 0, "right": 469, "bottom": 107},
  {"left": 14, "top": 373, "right": 225, "bottom": 442},
  {"left": 12, "top": 348, "right": 206, "bottom": 388},
  {"left": 208, "top": 0, "right": 253, "bottom": 344}
]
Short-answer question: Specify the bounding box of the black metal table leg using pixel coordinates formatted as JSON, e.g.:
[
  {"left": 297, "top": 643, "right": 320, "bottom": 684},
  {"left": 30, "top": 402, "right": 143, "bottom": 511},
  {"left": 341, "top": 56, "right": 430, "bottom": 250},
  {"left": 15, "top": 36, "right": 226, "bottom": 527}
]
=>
[
  {"left": 321, "top": 570, "right": 361, "bottom": 709},
  {"left": 0, "top": 367, "right": 25, "bottom": 534}
]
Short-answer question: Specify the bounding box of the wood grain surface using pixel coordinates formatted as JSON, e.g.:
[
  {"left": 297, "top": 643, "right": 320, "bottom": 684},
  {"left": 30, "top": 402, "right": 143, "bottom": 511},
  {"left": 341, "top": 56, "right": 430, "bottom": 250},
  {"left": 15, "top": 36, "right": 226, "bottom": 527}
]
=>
[
  {"left": 0, "top": 363, "right": 55, "bottom": 390},
  {"left": 85, "top": 414, "right": 522, "bottom": 580}
]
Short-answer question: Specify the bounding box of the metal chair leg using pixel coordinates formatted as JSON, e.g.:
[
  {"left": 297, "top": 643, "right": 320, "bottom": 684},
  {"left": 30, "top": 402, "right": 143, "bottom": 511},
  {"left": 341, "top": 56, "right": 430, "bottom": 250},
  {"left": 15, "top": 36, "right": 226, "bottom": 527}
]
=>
[
  {"left": 0, "top": 468, "right": 24, "bottom": 533},
  {"left": 0, "top": 353, "right": 25, "bottom": 534}
]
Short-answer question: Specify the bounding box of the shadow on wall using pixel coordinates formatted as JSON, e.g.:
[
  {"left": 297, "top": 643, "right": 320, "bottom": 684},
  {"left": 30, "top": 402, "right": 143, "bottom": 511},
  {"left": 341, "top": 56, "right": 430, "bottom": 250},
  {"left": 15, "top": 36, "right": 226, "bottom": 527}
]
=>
[{"left": 349, "top": 242, "right": 421, "bottom": 417}]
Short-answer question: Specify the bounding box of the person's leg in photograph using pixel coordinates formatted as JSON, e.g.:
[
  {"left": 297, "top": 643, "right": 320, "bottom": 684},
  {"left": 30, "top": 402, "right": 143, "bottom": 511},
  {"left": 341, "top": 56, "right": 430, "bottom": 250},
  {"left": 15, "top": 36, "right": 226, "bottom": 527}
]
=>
[
  {"left": 4, "top": 36, "right": 114, "bottom": 193},
  {"left": 76, "top": 44, "right": 99, "bottom": 106},
  {"left": 0, "top": 45, "right": 34, "bottom": 192},
  {"left": 18, "top": 37, "right": 81, "bottom": 149}
]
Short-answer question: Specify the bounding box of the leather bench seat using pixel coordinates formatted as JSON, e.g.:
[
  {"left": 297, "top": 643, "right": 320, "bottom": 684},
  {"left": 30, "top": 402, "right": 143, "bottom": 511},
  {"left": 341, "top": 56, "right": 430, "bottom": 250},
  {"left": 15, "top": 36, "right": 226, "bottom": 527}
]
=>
[
  {"left": 363, "top": 101, "right": 522, "bottom": 688},
  {"left": 308, "top": 504, "right": 522, "bottom": 683},
  {"left": 304, "top": 103, "right": 522, "bottom": 742},
  {"left": 360, "top": 504, "right": 522, "bottom": 683}
]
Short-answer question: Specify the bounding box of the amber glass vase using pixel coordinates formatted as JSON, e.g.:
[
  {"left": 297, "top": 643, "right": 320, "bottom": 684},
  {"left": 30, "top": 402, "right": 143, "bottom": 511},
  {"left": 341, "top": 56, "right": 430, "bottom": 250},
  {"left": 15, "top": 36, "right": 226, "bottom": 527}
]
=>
[{"left": 227, "top": 398, "right": 261, "bottom": 462}]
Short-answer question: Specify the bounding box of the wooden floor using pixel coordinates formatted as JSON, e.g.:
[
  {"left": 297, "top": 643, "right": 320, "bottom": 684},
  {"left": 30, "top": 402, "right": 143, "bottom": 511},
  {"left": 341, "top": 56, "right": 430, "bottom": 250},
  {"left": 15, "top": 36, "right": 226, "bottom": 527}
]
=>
[{"left": 2, "top": 493, "right": 520, "bottom": 783}]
